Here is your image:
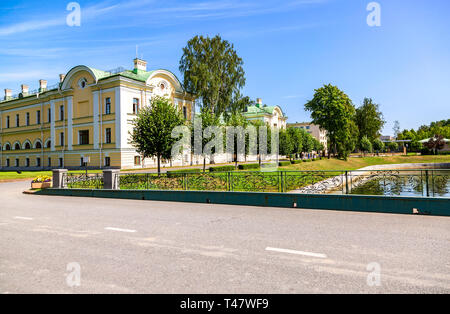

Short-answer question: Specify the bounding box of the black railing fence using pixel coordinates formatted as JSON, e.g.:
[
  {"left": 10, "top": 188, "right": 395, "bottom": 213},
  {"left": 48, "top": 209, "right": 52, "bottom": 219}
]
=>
[
  {"left": 114, "top": 169, "right": 450, "bottom": 197},
  {"left": 63, "top": 173, "right": 104, "bottom": 189}
]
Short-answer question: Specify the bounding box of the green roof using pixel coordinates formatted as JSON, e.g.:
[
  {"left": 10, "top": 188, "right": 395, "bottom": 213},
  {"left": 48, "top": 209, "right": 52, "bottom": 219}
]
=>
[
  {"left": 114, "top": 69, "right": 155, "bottom": 82},
  {"left": 0, "top": 66, "right": 181, "bottom": 105},
  {"left": 243, "top": 105, "right": 286, "bottom": 117}
]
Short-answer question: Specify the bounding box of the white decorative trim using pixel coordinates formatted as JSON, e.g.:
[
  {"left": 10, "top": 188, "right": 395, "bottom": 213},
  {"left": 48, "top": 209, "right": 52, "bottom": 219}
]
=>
[
  {"left": 93, "top": 91, "right": 99, "bottom": 149},
  {"left": 67, "top": 96, "right": 73, "bottom": 150},
  {"left": 50, "top": 101, "right": 55, "bottom": 151},
  {"left": 115, "top": 87, "right": 121, "bottom": 148}
]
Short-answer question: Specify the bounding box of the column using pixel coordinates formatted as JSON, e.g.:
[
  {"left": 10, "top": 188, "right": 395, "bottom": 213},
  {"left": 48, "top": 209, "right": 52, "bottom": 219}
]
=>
[
  {"left": 67, "top": 96, "right": 73, "bottom": 150},
  {"left": 115, "top": 87, "right": 121, "bottom": 149},
  {"left": 103, "top": 169, "right": 120, "bottom": 190},
  {"left": 52, "top": 169, "right": 68, "bottom": 188},
  {"left": 50, "top": 100, "right": 55, "bottom": 151},
  {"left": 93, "top": 91, "right": 99, "bottom": 149}
]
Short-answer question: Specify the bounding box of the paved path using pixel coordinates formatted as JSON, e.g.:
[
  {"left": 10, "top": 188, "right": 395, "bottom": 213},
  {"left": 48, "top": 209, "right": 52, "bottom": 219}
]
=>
[{"left": 1, "top": 181, "right": 449, "bottom": 293}]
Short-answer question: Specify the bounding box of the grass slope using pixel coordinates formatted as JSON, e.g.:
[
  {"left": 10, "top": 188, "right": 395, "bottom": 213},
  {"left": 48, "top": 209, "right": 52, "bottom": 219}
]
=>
[{"left": 281, "top": 155, "right": 450, "bottom": 171}]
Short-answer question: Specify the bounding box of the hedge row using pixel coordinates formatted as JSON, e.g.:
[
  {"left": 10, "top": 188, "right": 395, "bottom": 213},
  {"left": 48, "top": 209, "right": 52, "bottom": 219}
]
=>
[
  {"left": 278, "top": 161, "right": 291, "bottom": 167},
  {"left": 238, "top": 163, "right": 260, "bottom": 170},
  {"left": 209, "top": 165, "right": 236, "bottom": 172},
  {"left": 166, "top": 168, "right": 202, "bottom": 177}
]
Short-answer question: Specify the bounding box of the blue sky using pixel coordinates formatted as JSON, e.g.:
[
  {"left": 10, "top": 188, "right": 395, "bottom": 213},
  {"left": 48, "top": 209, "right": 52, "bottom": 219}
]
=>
[{"left": 0, "top": 0, "right": 449, "bottom": 135}]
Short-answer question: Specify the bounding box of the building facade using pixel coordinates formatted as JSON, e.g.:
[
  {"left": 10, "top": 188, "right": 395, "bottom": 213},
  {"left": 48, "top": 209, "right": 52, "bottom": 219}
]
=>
[
  {"left": 243, "top": 98, "right": 287, "bottom": 129},
  {"left": 287, "top": 122, "right": 328, "bottom": 150},
  {"left": 0, "top": 58, "right": 194, "bottom": 170}
]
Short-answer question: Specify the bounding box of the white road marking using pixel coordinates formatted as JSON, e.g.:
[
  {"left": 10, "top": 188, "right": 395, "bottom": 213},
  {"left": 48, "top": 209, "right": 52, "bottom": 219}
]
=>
[
  {"left": 104, "top": 227, "right": 137, "bottom": 233},
  {"left": 14, "top": 216, "right": 34, "bottom": 221},
  {"left": 266, "top": 247, "right": 327, "bottom": 259}
]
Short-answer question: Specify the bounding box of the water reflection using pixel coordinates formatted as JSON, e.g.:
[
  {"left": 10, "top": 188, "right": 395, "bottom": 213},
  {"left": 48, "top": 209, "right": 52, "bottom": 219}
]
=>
[{"left": 350, "top": 171, "right": 450, "bottom": 197}]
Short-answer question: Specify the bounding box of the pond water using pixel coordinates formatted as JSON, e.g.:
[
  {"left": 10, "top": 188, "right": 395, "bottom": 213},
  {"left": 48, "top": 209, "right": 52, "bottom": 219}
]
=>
[{"left": 349, "top": 170, "right": 450, "bottom": 198}]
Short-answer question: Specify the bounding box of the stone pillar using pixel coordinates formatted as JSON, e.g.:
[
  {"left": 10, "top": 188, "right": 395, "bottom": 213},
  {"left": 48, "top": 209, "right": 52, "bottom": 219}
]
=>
[
  {"left": 52, "top": 169, "right": 68, "bottom": 189},
  {"left": 103, "top": 169, "right": 120, "bottom": 190}
]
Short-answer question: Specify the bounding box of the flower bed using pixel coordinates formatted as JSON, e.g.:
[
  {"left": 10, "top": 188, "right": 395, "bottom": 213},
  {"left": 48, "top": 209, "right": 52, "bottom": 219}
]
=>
[{"left": 31, "top": 176, "right": 52, "bottom": 189}]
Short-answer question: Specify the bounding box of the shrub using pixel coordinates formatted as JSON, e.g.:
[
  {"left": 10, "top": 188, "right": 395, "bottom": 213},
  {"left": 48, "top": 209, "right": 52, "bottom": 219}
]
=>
[
  {"left": 373, "top": 139, "right": 384, "bottom": 152},
  {"left": 278, "top": 161, "right": 291, "bottom": 167},
  {"left": 291, "top": 160, "right": 302, "bottom": 164},
  {"left": 238, "top": 163, "right": 260, "bottom": 170},
  {"left": 209, "top": 165, "right": 236, "bottom": 172},
  {"left": 311, "top": 158, "right": 317, "bottom": 161},
  {"left": 166, "top": 168, "right": 201, "bottom": 177}
]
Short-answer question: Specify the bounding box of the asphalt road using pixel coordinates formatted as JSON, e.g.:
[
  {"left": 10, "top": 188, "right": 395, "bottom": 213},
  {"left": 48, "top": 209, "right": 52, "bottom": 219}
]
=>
[{"left": 1, "top": 181, "right": 449, "bottom": 294}]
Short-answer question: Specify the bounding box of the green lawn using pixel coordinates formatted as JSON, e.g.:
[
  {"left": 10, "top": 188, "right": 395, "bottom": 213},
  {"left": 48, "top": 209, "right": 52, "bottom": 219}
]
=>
[
  {"left": 280, "top": 155, "right": 450, "bottom": 171},
  {"left": 0, "top": 170, "right": 102, "bottom": 182}
]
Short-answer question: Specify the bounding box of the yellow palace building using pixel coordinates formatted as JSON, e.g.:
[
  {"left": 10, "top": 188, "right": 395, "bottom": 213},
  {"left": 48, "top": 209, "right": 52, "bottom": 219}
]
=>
[{"left": 0, "top": 58, "right": 194, "bottom": 170}]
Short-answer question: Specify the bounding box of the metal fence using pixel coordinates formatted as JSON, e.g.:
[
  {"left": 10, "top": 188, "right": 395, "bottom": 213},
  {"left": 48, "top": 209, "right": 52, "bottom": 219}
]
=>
[
  {"left": 63, "top": 173, "right": 104, "bottom": 189},
  {"left": 115, "top": 169, "right": 450, "bottom": 197}
]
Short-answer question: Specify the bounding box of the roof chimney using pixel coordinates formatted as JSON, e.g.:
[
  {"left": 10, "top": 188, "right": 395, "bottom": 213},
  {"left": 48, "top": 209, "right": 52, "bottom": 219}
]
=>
[
  {"left": 21, "top": 84, "right": 29, "bottom": 96},
  {"left": 256, "top": 98, "right": 262, "bottom": 107},
  {"left": 59, "top": 74, "right": 66, "bottom": 83},
  {"left": 39, "top": 80, "right": 47, "bottom": 92},
  {"left": 133, "top": 58, "right": 147, "bottom": 72},
  {"left": 4, "top": 89, "right": 12, "bottom": 100}
]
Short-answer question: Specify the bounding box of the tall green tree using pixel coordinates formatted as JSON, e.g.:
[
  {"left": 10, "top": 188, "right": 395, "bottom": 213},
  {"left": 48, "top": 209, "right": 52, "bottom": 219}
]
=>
[
  {"left": 250, "top": 120, "right": 272, "bottom": 166},
  {"left": 225, "top": 111, "right": 248, "bottom": 169},
  {"left": 360, "top": 136, "right": 373, "bottom": 156},
  {"left": 280, "top": 129, "right": 294, "bottom": 160},
  {"left": 194, "top": 107, "right": 222, "bottom": 172},
  {"left": 304, "top": 84, "right": 357, "bottom": 159},
  {"left": 355, "top": 98, "right": 385, "bottom": 145},
  {"left": 287, "top": 127, "right": 303, "bottom": 159},
  {"left": 179, "top": 35, "right": 245, "bottom": 115},
  {"left": 372, "top": 138, "right": 385, "bottom": 155},
  {"left": 130, "top": 96, "right": 185, "bottom": 175}
]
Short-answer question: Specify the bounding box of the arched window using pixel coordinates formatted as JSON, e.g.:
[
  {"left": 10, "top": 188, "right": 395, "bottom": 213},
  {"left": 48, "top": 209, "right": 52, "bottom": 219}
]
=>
[
  {"left": 35, "top": 142, "right": 42, "bottom": 149},
  {"left": 5, "top": 144, "right": 11, "bottom": 151},
  {"left": 46, "top": 140, "right": 51, "bottom": 149},
  {"left": 14, "top": 143, "right": 21, "bottom": 150},
  {"left": 24, "top": 142, "right": 31, "bottom": 150}
]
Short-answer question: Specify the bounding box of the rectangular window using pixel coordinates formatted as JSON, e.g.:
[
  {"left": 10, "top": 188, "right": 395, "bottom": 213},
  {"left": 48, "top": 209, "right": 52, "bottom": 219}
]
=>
[
  {"left": 60, "top": 132, "right": 65, "bottom": 146},
  {"left": 59, "top": 158, "right": 63, "bottom": 167},
  {"left": 105, "top": 128, "right": 111, "bottom": 144},
  {"left": 183, "top": 106, "right": 187, "bottom": 119},
  {"left": 60, "top": 105, "right": 64, "bottom": 121},
  {"left": 15, "top": 159, "right": 19, "bottom": 167},
  {"left": 134, "top": 156, "right": 141, "bottom": 166},
  {"left": 133, "top": 98, "right": 140, "bottom": 114},
  {"left": 16, "top": 114, "right": 20, "bottom": 127},
  {"left": 36, "top": 158, "right": 41, "bottom": 167},
  {"left": 48, "top": 108, "right": 51, "bottom": 123},
  {"left": 6, "top": 159, "right": 10, "bottom": 167},
  {"left": 48, "top": 157, "right": 51, "bottom": 167},
  {"left": 80, "top": 157, "right": 84, "bottom": 167},
  {"left": 26, "top": 158, "right": 30, "bottom": 167},
  {"left": 79, "top": 130, "right": 89, "bottom": 145},
  {"left": 105, "top": 157, "right": 111, "bottom": 167},
  {"left": 105, "top": 98, "right": 111, "bottom": 115},
  {"left": 6, "top": 116, "right": 10, "bottom": 128},
  {"left": 26, "top": 112, "right": 30, "bottom": 126},
  {"left": 37, "top": 110, "right": 41, "bottom": 124}
]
